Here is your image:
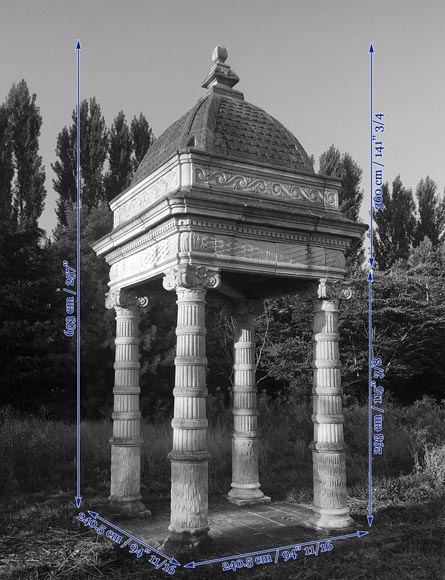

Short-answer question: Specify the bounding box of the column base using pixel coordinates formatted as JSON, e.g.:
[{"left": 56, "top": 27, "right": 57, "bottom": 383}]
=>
[
  {"left": 108, "top": 498, "right": 151, "bottom": 518},
  {"left": 309, "top": 507, "right": 355, "bottom": 531},
  {"left": 227, "top": 487, "right": 271, "bottom": 506},
  {"left": 160, "top": 529, "right": 212, "bottom": 556}
]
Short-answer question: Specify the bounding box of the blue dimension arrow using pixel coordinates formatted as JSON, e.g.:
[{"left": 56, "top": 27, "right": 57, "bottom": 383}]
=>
[
  {"left": 367, "top": 279, "right": 374, "bottom": 526},
  {"left": 367, "top": 42, "right": 375, "bottom": 528},
  {"left": 87, "top": 512, "right": 181, "bottom": 566},
  {"left": 368, "top": 43, "right": 374, "bottom": 268},
  {"left": 184, "top": 531, "right": 368, "bottom": 569},
  {"left": 75, "top": 39, "right": 82, "bottom": 510}
]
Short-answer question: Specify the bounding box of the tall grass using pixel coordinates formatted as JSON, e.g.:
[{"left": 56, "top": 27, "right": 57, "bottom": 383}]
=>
[{"left": 1, "top": 396, "right": 444, "bottom": 504}]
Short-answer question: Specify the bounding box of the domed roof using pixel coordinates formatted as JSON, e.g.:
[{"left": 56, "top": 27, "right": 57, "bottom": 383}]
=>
[{"left": 132, "top": 47, "right": 314, "bottom": 188}]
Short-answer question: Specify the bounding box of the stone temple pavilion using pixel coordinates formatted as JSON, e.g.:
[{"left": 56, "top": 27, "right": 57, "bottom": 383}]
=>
[{"left": 93, "top": 46, "right": 366, "bottom": 553}]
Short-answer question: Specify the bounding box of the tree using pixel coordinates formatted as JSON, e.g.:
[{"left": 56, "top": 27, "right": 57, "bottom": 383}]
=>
[
  {"left": 415, "top": 176, "right": 443, "bottom": 248},
  {"left": 372, "top": 239, "right": 445, "bottom": 402},
  {"left": 53, "top": 105, "right": 154, "bottom": 225},
  {"left": 374, "top": 176, "right": 417, "bottom": 270},
  {"left": 255, "top": 297, "right": 314, "bottom": 398},
  {"left": 53, "top": 97, "right": 108, "bottom": 225},
  {"left": 80, "top": 98, "right": 108, "bottom": 210},
  {"left": 0, "top": 103, "right": 14, "bottom": 221},
  {"left": 6, "top": 80, "right": 46, "bottom": 227},
  {"left": 0, "top": 221, "right": 54, "bottom": 409},
  {"left": 49, "top": 202, "right": 115, "bottom": 416},
  {"left": 319, "top": 145, "right": 365, "bottom": 269},
  {"left": 131, "top": 113, "right": 154, "bottom": 173},
  {"left": 104, "top": 111, "right": 133, "bottom": 201},
  {"left": 52, "top": 126, "right": 76, "bottom": 225}
]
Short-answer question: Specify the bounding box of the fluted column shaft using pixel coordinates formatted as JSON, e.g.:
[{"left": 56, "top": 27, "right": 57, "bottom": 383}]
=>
[
  {"left": 310, "top": 296, "right": 353, "bottom": 529},
  {"left": 169, "top": 286, "right": 210, "bottom": 538},
  {"left": 106, "top": 289, "right": 148, "bottom": 516},
  {"left": 162, "top": 265, "right": 220, "bottom": 552},
  {"left": 228, "top": 307, "right": 270, "bottom": 505}
]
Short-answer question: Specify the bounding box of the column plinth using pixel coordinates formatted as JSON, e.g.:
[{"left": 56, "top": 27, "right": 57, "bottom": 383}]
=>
[
  {"left": 161, "top": 265, "right": 220, "bottom": 554},
  {"left": 309, "top": 279, "right": 354, "bottom": 530},
  {"left": 227, "top": 303, "right": 270, "bottom": 506},
  {"left": 105, "top": 289, "right": 150, "bottom": 517}
]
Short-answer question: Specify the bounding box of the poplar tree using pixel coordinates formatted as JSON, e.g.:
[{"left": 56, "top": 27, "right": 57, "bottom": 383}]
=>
[
  {"left": 80, "top": 98, "right": 108, "bottom": 209},
  {"left": 319, "top": 145, "right": 365, "bottom": 269},
  {"left": 53, "top": 126, "right": 76, "bottom": 225},
  {"left": 6, "top": 80, "right": 46, "bottom": 227},
  {"left": 374, "top": 176, "right": 417, "bottom": 270},
  {"left": 0, "top": 104, "right": 14, "bottom": 221},
  {"left": 53, "top": 97, "right": 108, "bottom": 225},
  {"left": 131, "top": 113, "right": 154, "bottom": 173},
  {"left": 415, "top": 176, "right": 443, "bottom": 248},
  {"left": 104, "top": 111, "right": 133, "bottom": 201}
]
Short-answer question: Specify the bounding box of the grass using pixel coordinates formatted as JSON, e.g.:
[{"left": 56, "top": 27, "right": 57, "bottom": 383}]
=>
[{"left": 0, "top": 396, "right": 444, "bottom": 579}]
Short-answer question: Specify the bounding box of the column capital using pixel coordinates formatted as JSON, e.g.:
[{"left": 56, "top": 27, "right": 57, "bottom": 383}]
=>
[
  {"left": 317, "top": 278, "right": 353, "bottom": 301},
  {"left": 297, "top": 279, "right": 353, "bottom": 301},
  {"left": 105, "top": 288, "right": 149, "bottom": 310},
  {"left": 162, "top": 264, "right": 221, "bottom": 292}
]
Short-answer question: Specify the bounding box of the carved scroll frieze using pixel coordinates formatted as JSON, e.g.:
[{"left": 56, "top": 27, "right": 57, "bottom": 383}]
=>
[
  {"left": 194, "top": 166, "right": 339, "bottom": 209},
  {"left": 105, "top": 288, "right": 149, "bottom": 310},
  {"left": 109, "top": 237, "right": 175, "bottom": 283},
  {"left": 113, "top": 166, "right": 180, "bottom": 228},
  {"left": 163, "top": 265, "right": 221, "bottom": 291},
  {"left": 180, "top": 231, "right": 345, "bottom": 269},
  {"left": 181, "top": 231, "right": 306, "bottom": 264}
]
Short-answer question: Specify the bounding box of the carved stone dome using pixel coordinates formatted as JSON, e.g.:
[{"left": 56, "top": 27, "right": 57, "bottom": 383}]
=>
[{"left": 131, "top": 47, "right": 314, "bottom": 187}]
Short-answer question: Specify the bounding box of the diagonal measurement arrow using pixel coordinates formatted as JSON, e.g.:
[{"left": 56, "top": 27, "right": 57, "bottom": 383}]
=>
[
  {"left": 75, "top": 38, "right": 82, "bottom": 510},
  {"left": 184, "top": 531, "right": 368, "bottom": 569},
  {"left": 87, "top": 511, "right": 181, "bottom": 566},
  {"left": 368, "top": 43, "right": 374, "bottom": 268}
]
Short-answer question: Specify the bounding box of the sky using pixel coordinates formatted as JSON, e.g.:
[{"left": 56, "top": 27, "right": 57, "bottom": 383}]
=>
[{"left": 1, "top": 0, "right": 444, "bottom": 238}]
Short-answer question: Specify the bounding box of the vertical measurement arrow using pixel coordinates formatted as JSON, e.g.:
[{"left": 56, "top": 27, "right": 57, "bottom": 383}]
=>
[
  {"left": 367, "top": 270, "right": 373, "bottom": 526},
  {"left": 367, "top": 43, "right": 374, "bottom": 527},
  {"left": 75, "top": 39, "right": 82, "bottom": 510},
  {"left": 368, "top": 43, "right": 374, "bottom": 267}
]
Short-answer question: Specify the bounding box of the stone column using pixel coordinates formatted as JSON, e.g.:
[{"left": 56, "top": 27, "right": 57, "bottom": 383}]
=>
[
  {"left": 227, "top": 302, "right": 270, "bottom": 506},
  {"left": 105, "top": 288, "right": 149, "bottom": 517},
  {"left": 162, "top": 265, "right": 221, "bottom": 552},
  {"left": 309, "top": 278, "right": 354, "bottom": 530}
]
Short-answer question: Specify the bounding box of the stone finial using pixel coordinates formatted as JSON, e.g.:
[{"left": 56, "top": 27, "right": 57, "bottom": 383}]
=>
[
  {"left": 202, "top": 45, "right": 241, "bottom": 93},
  {"left": 212, "top": 45, "right": 228, "bottom": 63}
]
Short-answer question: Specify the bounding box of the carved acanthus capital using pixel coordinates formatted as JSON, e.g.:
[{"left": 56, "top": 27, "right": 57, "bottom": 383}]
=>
[
  {"left": 162, "top": 265, "right": 221, "bottom": 291},
  {"left": 316, "top": 278, "right": 353, "bottom": 301},
  {"left": 105, "top": 288, "right": 149, "bottom": 310}
]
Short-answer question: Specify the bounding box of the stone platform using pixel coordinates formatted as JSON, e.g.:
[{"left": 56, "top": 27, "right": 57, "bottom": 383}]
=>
[{"left": 104, "top": 499, "right": 350, "bottom": 560}]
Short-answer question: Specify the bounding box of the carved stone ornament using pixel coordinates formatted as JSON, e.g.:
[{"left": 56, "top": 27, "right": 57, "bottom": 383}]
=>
[
  {"left": 194, "top": 166, "right": 339, "bottom": 208},
  {"left": 113, "top": 166, "right": 180, "bottom": 228},
  {"left": 162, "top": 265, "right": 221, "bottom": 291},
  {"left": 317, "top": 278, "right": 353, "bottom": 301},
  {"left": 295, "top": 279, "right": 353, "bottom": 302},
  {"left": 105, "top": 288, "right": 150, "bottom": 310}
]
